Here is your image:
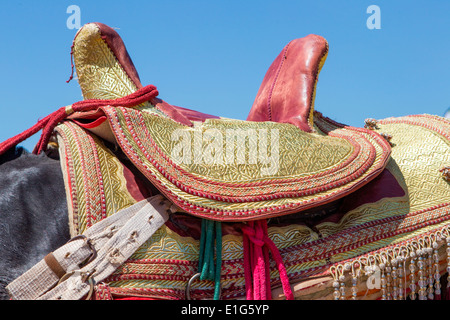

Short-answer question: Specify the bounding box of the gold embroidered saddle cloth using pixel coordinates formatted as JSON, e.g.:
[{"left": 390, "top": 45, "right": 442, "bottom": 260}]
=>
[
  {"left": 61, "top": 105, "right": 391, "bottom": 222},
  {"left": 52, "top": 22, "right": 450, "bottom": 300},
  {"left": 55, "top": 110, "right": 450, "bottom": 300}
]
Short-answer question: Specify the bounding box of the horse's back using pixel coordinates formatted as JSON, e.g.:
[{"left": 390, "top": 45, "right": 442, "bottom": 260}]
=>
[{"left": 0, "top": 148, "right": 69, "bottom": 299}]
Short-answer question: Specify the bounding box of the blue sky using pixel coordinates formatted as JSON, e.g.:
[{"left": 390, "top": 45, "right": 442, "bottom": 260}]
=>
[{"left": 1, "top": 1, "right": 449, "bottom": 151}]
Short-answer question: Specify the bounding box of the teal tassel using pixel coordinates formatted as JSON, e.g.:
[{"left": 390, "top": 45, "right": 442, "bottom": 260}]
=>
[{"left": 198, "top": 219, "right": 222, "bottom": 300}]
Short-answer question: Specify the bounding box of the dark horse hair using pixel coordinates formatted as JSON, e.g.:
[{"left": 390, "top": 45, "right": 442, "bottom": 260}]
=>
[{"left": 0, "top": 147, "right": 70, "bottom": 299}]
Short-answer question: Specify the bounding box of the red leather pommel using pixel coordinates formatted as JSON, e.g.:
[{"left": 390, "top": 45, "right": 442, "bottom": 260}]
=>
[{"left": 247, "top": 35, "right": 329, "bottom": 132}]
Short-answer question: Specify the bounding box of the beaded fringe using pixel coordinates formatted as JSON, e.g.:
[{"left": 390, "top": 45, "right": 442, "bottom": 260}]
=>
[{"left": 329, "top": 226, "right": 450, "bottom": 300}]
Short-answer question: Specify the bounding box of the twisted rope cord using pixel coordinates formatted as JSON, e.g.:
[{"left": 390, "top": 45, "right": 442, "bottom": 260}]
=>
[
  {"left": 198, "top": 219, "right": 222, "bottom": 300},
  {"left": 242, "top": 220, "right": 294, "bottom": 300},
  {"left": 0, "top": 85, "right": 159, "bottom": 156}
]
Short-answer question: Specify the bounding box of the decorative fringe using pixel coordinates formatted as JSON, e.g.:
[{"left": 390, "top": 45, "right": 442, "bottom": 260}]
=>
[
  {"left": 441, "top": 166, "right": 450, "bottom": 182},
  {"left": 330, "top": 226, "right": 450, "bottom": 300}
]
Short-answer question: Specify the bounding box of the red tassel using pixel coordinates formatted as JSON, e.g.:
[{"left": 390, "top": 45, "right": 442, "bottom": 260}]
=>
[{"left": 242, "top": 220, "right": 294, "bottom": 300}]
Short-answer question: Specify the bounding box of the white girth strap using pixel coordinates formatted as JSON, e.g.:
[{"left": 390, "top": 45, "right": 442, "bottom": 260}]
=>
[{"left": 6, "top": 195, "right": 170, "bottom": 300}]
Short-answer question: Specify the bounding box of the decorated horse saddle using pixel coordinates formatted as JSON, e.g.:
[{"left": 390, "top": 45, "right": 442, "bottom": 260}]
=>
[{"left": 5, "top": 22, "right": 450, "bottom": 300}]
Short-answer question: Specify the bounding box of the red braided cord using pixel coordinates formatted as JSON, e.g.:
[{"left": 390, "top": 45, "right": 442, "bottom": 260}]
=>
[
  {"left": 242, "top": 220, "right": 294, "bottom": 300},
  {"left": 263, "top": 228, "right": 294, "bottom": 300},
  {"left": 0, "top": 85, "right": 158, "bottom": 156}
]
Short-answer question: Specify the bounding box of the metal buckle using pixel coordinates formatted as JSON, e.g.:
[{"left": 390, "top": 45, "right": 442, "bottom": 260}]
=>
[
  {"left": 67, "top": 234, "right": 97, "bottom": 267},
  {"left": 57, "top": 269, "right": 96, "bottom": 300},
  {"left": 185, "top": 273, "right": 221, "bottom": 300},
  {"left": 185, "top": 272, "right": 201, "bottom": 300}
]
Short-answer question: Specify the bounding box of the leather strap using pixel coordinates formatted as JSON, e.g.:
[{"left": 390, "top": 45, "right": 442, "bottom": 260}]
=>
[
  {"left": 6, "top": 195, "right": 170, "bottom": 300},
  {"left": 44, "top": 253, "right": 66, "bottom": 279}
]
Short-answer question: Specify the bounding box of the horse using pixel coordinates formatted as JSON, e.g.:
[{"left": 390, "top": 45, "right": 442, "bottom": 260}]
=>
[{"left": 0, "top": 147, "right": 70, "bottom": 300}]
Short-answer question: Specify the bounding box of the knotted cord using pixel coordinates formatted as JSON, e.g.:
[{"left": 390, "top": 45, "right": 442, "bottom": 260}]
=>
[
  {"left": 0, "top": 85, "right": 159, "bottom": 156},
  {"left": 66, "top": 44, "right": 75, "bottom": 84},
  {"left": 242, "top": 220, "right": 294, "bottom": 300}
]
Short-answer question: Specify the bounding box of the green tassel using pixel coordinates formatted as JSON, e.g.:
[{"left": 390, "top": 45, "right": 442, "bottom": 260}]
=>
[
  {"left": 214, "top": 220, "right": 222, "bottom": 299},
  {"left": 198, "top": 219, "right": 222, "bottom": 300}
]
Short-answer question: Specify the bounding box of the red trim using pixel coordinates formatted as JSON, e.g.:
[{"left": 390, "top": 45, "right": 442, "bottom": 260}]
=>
[
  {"left": 94, "top": 22, "right": 143, "bottom": 90},
  {"left": 379, "top": 114, "right": 450, "bottom": 140},
  {"left": 72, "top": 116, "right": 107, "bottom": 129},
  {"left": 103, "top": 106, "right": 391, "bottom": 221},
  {"left": 120, "top": 107, "right": 385, "bottom": 195}
]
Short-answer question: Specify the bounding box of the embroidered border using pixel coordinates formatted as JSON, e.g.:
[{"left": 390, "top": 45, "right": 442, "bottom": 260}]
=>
[{"left": 101, "top": 107, "right": 391, "bottom": 220}]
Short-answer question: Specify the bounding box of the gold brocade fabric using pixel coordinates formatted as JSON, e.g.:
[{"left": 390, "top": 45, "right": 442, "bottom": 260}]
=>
[
  {"left": 69, "top": 22, "right": 391, "bottom": 221},
  {"left": 74, "top": 23, "right": 138, "bottom": 100},
  {"left": 101, "top": 106, "right": 390, "bottom": 221},
  {"left": 59, "top": 22, "right": 449, "bottom": 300},
  {"left": 55, "top": 122, "right": 137, "bottom": 235},
  {"left": 72, "top": 22, "right": 163, "bottom": 116},
  {"left": 55, "top": 113, "right": 450, "bottom": 300}
]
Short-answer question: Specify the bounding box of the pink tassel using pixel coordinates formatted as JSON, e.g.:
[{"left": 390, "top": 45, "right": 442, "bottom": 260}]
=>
[{"left": 242, "top": 220, "right": 293, "bottom": 300}]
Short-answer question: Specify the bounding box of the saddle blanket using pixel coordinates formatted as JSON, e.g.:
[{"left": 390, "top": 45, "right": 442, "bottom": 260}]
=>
[{"left": 53, "top": 108, "right": 450, "bottom": 300}]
